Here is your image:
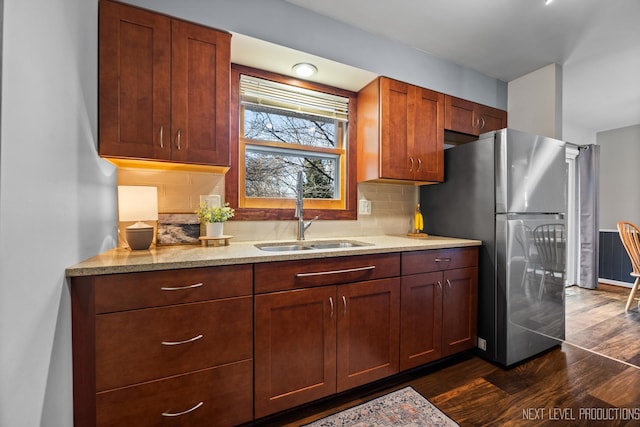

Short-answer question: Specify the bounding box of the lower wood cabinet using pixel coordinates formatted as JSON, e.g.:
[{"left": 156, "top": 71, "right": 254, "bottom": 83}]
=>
[
  {"left": 254, "top": 286, "right": 336, "bottom": 417},
  {"left": 400, "top": 271, "right": 443, "bottom": 368},
  {"left": 96, "top": 360, "right": 252, "bottom": 426},
  {"left": 70, "top": 247, "right": 477, "bottom": 424},
  {"left": 338, "top": 278, "right": 400, "bottom": 391},
  {"left": 254, "top": 277, "right": 400, "bottom": 418},
  {"left": 71, "top": 265, "right": 253, "bottom": 427},
  {"left": 400, "top": 248, "right": 479, "bottom": 371}
]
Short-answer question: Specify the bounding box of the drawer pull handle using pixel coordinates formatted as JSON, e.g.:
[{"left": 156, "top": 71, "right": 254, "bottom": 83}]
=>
[
  {"left": 296, "top": 265, "right": 375, "bottom": 278},
  {"left": 434, "top": 258, "right": 451, "bottom": 263},
  {"left": 161, "top": 334, "right": 203, "bottom": 346},
  {"left": 161, "top": 282, "right": 204, "bottom": 291},
  {"left": 161, "top": 401, "right": 204, "bottom": 417}
]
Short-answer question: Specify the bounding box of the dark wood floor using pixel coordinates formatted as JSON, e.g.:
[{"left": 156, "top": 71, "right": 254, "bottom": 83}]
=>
[
  {"left": 565, "top": 284, "right": 640, "bottom": 367},
  {"left": 252, "top": 284, "right": 640, "bottom": 426}
]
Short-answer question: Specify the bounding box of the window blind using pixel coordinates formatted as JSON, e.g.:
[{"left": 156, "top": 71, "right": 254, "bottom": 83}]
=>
[{"left": 240, "top": 74, "right": 349, "bottom": 122}]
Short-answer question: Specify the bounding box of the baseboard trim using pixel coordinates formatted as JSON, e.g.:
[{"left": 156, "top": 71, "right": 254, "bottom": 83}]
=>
[{"left": 598, "top": 278, "right": 633, "bottom": 288}]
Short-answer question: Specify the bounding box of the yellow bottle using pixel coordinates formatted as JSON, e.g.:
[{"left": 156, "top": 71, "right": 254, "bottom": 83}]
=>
[{"left": 414, "top": 203, "right": 424, "bottom": 233}]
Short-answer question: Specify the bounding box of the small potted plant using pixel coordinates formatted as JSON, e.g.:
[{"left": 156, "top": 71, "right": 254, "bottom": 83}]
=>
[{"left": 196, "top": 202, "right": 235, "bottom": 237}]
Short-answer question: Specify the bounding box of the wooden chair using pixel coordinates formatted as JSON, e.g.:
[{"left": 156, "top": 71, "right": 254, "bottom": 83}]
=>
[
  {"left": 617, "top": 221, "right": 640, "bottom": 311},
  {"left": 514, "top": 222, "right": 538, "bottom": 288},
  {"left": 533, "top": 224, "right": 565, "bottom": 299}
]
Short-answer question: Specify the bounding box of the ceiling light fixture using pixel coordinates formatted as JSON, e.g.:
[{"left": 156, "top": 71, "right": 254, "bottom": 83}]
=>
[
  {"left": 545, "top": 0, "right": 554, "bottom": 4},
  {"left": 292, "top": 63, "right": 318, "bottom": 77}
]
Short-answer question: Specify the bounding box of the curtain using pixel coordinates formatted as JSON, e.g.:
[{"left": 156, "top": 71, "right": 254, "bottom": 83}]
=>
[{"left": 578, "top": 144, "right": 600, "bottom": 289}]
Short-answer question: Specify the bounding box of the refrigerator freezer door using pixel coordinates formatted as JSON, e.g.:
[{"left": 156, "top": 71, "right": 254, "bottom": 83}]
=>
[
  {"left": 495, "top": 129, "right": 567, "bottom": 214},
  {"left": 496, "top": 213, "right": 565, "bottom": 366}
]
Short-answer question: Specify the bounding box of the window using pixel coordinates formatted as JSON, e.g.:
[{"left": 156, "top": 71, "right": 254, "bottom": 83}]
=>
[{"left": 227, "top": 65, "right": 358, "bottom": 220}]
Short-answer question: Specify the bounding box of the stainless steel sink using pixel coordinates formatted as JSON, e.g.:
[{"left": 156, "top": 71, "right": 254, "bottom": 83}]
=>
[
  {"left": 255, "top": 240, "right": 370, "bottom": 252},
  {"left": 309, "top": 241, "right": 367, "bottom": 250},
  {"left": 256, "top": 244, "right": 313, "bottom": 252}
]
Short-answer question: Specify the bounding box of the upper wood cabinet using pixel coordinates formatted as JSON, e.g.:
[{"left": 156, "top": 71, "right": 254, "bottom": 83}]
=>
[
  {"left": 444, "top": 95, "right": 507, "bottom": 136},
  {"left": 358, "top": 77, "right": 444, "bottom": 183},
  {"left": 99, "top": 0, "right": 231, "bottom": 168}
]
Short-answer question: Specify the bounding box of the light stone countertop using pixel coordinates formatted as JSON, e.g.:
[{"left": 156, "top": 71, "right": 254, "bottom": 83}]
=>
[{"left": 65, "top": 234, "right": 481, "bottom": 277}]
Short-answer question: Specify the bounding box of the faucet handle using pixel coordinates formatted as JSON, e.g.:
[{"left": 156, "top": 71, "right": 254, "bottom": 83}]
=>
[{"left": 304, "top": 216, "right": 319, "bottom": 231}]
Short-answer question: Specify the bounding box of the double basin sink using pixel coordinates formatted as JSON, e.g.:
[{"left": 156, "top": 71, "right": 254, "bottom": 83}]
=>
[{"left": 255, "top": 240, "right": 371, "bottom": 252}]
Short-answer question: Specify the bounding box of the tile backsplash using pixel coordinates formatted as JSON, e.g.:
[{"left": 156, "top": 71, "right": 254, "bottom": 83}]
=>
[{"left": 118, "top": 168, "right": 417, "bottom": 243}]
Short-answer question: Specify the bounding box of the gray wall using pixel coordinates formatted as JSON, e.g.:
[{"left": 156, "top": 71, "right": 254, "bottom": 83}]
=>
[
  {"left": 597, "top": 124, "right": 640, "bottom": 230},
  {"left": 0, "top": 1, "right": 506, "bottom": 425},
  {"left": 0, "top": 0, "right": 117, "bottom": 425}
]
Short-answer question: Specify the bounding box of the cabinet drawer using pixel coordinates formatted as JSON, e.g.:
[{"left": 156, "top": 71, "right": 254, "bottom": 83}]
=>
[
  {"left": 254, "top": 253, "right": 400, "bottom": 293},
  {"left": 96, "top": 360, "right": 253, "bottom": 427},
  {"left": 402, "top": 247, "right": 478, "bottom": 275},
  {"left": 96, "top": 297, "right": 252, "bottom": 391},
  {"left": 94, "top": 264, "right": 252, "bottom": 313}
]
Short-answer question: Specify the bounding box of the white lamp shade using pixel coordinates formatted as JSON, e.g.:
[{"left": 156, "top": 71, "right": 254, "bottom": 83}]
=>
[{"left": 118, "top": 186, "right": 159, "bottom": 222}]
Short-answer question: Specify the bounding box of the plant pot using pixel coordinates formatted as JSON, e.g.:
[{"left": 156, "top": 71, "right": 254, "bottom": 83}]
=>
[{"left": 205, "top": 222, "right": 224, "bottom": 237}]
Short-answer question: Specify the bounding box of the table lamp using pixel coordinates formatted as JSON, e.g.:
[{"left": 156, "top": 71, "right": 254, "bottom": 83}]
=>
[{"left": 118, "top": 185, "right": 158, "bottom": 250}]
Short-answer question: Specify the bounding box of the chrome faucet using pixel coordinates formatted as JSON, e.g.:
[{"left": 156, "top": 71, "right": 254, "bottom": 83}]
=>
[{"left": 295, "top": 171, "right": 318, "bottom": 240}]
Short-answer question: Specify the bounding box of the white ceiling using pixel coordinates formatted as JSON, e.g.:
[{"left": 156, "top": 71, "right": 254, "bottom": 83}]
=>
[{"left": 273, "top": 0, "right": 640, "bottom": 135}]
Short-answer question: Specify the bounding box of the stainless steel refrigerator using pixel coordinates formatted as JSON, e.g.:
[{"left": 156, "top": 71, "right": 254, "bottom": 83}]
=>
[{"left": 420, "top": 128, "right": 566, "bottom": 366}]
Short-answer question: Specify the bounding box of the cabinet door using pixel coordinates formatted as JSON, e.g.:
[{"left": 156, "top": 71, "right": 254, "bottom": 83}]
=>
[
  {"left": 412, "top": 87, "right": 444, "bottom": 181},
  {"left": 400, "top": 272, "right": 443, "bottom": 370},
  {"left": 442, "top": 267, "right": 478, "bottom": 356},
  {"left": 380, "top": 78, "right": 411, "bottom": 180},
  {"left": 444, "top": 95, "right": 477, "bottom": 135},
  {"left": 337, "top": 278, "right": 400, "bottom": 392},
  {"left": 254, "top": 287, "right": 336, "bottom": 418},
  {"left": 477, "top": 104, "right": 507, "bottom": 133},
  {"left": 171, "top": 20, "right": 230, "bottom": 166},
  {"left": 99, "top": 0, "right": 171, "bottom": 160}
]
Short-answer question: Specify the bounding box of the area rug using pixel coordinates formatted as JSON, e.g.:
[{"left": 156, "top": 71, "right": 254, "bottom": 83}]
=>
[{"left": 303, "top": 386, "right": 458, "bottom": 426}]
